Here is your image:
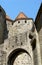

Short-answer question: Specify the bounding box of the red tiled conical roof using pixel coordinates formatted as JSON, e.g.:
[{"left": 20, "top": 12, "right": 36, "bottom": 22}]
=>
[{"left": 15, "top": 12, "right": 28, "bottom": 20}]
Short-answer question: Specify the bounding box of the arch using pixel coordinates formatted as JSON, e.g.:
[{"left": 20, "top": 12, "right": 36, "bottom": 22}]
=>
[{"left": 7, "top": 48, "right": 31, "bottom": 65}]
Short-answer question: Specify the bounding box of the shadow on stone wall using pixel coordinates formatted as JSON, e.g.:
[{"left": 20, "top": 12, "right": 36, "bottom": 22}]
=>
[{"left": 0, "top": 6, "right": 8, "bottom": 44}]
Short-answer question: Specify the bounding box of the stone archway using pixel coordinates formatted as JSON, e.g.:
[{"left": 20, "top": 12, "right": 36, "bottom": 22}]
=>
[{"left": 7, "top": 48, "right": 32, "bottom": 65}]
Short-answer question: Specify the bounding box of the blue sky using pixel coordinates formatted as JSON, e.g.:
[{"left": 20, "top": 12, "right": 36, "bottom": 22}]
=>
[{"left": 0, "top": 0, "right": 42, "bottom": 20}]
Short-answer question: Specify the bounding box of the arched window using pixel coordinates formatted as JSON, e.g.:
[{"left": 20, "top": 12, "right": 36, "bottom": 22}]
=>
[{"left": 7, "top": 48, "right": 31, "bottom": 65}]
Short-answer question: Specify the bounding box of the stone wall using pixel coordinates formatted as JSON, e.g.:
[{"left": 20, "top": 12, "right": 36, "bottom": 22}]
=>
[
  {"left": 3, "top": 19, "right": 41, "bottom": 65},
  {"left": 35, "top": 13, "right": 42, "bottom": 64},
  {"left": 3, "top": 19, "right": 34, "bottom": 65}
]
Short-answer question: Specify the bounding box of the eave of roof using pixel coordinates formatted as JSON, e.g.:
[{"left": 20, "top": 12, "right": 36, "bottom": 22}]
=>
[{"left": 6, "top": 15, "right": 13, "bottom": 22}]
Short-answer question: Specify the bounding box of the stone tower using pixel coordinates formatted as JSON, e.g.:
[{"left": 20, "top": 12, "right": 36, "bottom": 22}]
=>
[
  {"left": 35, "top": 3, "right": 42, "bottom": 64},
  {"left": 0, "top": 6, "right": 41, "bottom": 65},
  {"left": 0, "top": 6, "right": 6, "bottom": 44}
]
